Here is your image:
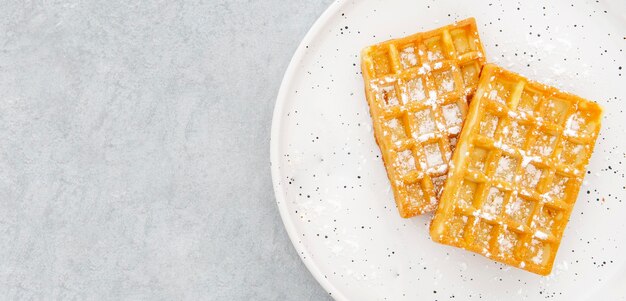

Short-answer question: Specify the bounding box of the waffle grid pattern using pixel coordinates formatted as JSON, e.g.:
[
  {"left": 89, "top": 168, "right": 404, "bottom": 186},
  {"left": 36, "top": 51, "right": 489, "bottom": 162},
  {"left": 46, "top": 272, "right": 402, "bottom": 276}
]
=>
[
  {"left": 430, "top": 64, "right": 602, "bottom": 275},
  {"left": 361, "top": 18, "right": 486, "bottom": 217}
]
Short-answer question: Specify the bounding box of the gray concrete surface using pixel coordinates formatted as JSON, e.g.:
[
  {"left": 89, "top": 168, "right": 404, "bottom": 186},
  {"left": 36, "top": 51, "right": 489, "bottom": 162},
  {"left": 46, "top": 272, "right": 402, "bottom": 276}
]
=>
[{"left": 0, "top": 1, "right": 333, "bottom": 300}]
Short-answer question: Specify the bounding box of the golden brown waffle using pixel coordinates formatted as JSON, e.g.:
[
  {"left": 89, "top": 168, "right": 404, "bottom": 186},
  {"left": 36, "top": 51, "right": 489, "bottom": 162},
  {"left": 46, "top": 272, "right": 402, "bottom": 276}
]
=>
[
  {"left": 430, "top": 64, "right": 602, "bottom": 275},
  {"left": 361, "top": 18, "right": 486, "bottom": 217}
]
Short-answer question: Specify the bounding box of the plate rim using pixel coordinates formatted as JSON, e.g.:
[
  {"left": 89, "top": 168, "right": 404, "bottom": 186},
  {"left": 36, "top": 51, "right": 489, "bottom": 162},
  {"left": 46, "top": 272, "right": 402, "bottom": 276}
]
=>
[{"left": 270, "top": 0, "right": 349, "bottom": 300}]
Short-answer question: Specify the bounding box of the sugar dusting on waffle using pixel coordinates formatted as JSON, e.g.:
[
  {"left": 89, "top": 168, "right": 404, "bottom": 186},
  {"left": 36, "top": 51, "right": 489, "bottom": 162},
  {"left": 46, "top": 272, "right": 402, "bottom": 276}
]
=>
[
  {"left": 429, "top": 64, "right": 603, "bottom": 275},
  {"left": 360, "top": 18, "right": 487, "bottom": 217}
]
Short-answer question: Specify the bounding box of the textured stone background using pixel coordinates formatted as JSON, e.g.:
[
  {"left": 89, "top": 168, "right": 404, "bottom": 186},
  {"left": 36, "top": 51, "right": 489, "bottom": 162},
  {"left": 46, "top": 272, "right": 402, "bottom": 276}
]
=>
[{"left": 0, "top": 1, "right": 332, "bottom": 299}]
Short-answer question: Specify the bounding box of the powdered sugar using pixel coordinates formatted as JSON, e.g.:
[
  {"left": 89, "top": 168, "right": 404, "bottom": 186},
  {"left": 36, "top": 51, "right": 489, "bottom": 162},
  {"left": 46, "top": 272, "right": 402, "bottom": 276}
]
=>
[
  {"left": 405, "top": 78, "right": 426, "bottom": 103},
  {"left": 396, "top": 149, "right": 416, "bottom": 175},
  {"left": 447, "top": 126, "right": 461, "bottom": 135},
  {"left": 483, "top": 187, "right": 504, "bottom": 216},
  {"left": 427, "top": 50, "right": 442, "bottom": 62},
  {"left": 479, "top": 114, "right": 499, "bottom": 138},
  {"left": 519, "top": 150, "right": 539, "bottom": 167},
  {"left": 534, "top": 208, "right": 556, "bottom": 232},
  {"left": 449, "top": 137, "right": 458, "bottom": 148},
  {"left": 424, "top": 143, "right": 444, "bottom": 167},
  {"left": 375, "top": 85, "right": 399, "bottom": 107},
  {"left": 417, "top": 63, "right": 432, "bottom": 75},
  {"left": 431, "top": 175, "right": 446, "bottom": 196},
  {"left": 497, "top": 232, "right": 515, "bottom": 253},
  {"left": 564, "top": 113, "right": 585, "bottom": 137},
  {"left": 387, "top": 119, "right": 401, "bottom": 131},
  {"left": 414, "top": 109, "right": 436, "bottom": 136},
  {"left": 495, "top": 155, "right": 518, "bottom": 182},
  {"left": 400, "top": 46, "right": 418, "bottom": 69},
  {"left": 386, "top": 118, "right": 406, "bottom": 145},
  {"left": 505, "top": 196, "right": 522, "bottom": 217},
  {"left": 442, "top": 103, "right": 462, "bottom": 128},
  {"left": 532, "top": 247, "right": 544, "bottom": 265},
  {"left": 438, "top": 70, "right": 455, "bottom": 93},
  {"left": 521, "top": 164, "right": 542, "bottom": 188},
  {"left": 548, "top": 175, "right": 568, "bottom": 199},
  {"left": 487, "top": 89, "right": 504, "bottom": 103},
  {"left": 532, "top": 133, "right": 556, "bottom": 156},
  {"left": 534, "top": 230, "right": 549, "bottom": 240}
]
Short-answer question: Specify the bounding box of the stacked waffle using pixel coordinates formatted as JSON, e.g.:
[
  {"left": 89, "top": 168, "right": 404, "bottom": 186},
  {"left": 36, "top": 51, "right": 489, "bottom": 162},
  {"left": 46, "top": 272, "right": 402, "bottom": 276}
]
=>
[
  {"left": 361, "top": 18, "right": 486, "bottom": 217},
  {"left": 361, "top": 18, "right": 602, "bottom": 275}
]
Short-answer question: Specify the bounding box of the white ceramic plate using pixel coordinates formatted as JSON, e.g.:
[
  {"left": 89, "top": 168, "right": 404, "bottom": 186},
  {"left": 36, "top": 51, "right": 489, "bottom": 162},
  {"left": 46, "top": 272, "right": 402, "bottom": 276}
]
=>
[{"left": 270, "top": 0, "right": 626, "bottom": 300}]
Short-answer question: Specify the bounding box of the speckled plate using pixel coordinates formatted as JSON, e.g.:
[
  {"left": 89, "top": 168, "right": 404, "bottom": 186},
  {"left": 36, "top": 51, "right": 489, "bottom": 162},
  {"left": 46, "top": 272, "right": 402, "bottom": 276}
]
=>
[{"left": 270, "top": 0, "right": 626, "bottom": 300}]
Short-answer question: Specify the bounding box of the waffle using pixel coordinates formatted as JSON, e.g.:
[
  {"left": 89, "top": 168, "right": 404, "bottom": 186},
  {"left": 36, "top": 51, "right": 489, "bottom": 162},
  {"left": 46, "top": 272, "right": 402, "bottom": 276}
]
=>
[
  {"left": 429, "top": 64, "right": 602, "bottom": 275},
  {"left": 361, "top": 18, "right": 486, "bottom": 217}
]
